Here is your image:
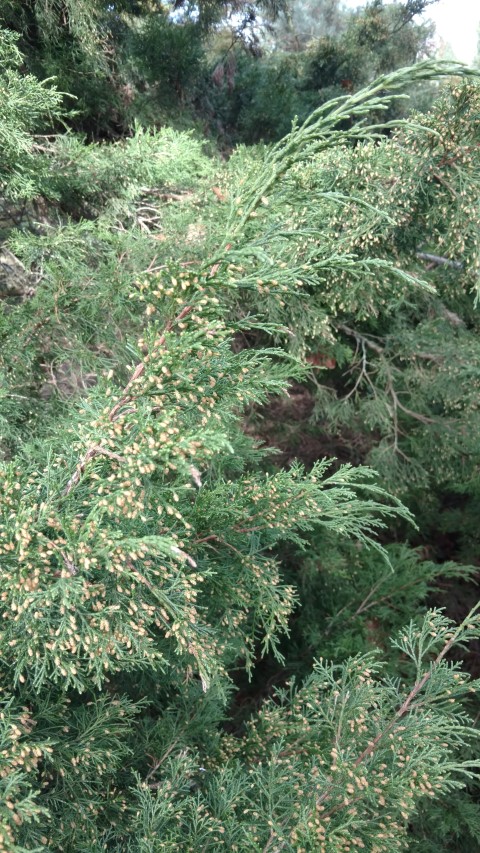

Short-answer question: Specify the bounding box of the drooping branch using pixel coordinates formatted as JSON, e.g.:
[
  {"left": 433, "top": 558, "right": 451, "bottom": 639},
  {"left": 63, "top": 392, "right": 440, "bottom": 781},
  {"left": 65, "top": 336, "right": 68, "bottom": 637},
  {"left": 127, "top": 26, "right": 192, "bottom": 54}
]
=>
[
  {"left": 337, "top": 323, "right": 435, "bottom": 456},
  {"left": 266, "top": 605, "right": 480, "bottom": 853}
]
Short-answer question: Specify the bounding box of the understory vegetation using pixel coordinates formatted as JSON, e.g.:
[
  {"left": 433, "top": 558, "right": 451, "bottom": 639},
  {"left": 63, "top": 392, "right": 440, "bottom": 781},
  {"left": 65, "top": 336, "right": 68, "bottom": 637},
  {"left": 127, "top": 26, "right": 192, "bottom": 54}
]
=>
[{"left": 1, "top": 2, "right": 480, "bottom": 851}]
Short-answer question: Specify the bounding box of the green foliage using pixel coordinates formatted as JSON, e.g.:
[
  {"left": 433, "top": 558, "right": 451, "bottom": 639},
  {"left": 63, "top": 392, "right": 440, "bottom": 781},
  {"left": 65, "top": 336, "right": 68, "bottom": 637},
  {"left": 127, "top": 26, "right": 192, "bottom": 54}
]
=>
[
  {"left": 0, "top": 266, "right": 413, "bottom": 694},
  {"left": 0, "top": 124, "right": 218, "bottom": 456},
  {"left": 289, "top": 541, "right": 478, "bottom": 665},
  {"left": 0, "top": 0, "right": 119, "bottom": 136},
  {"left": 0, "top": 0, "right": 288, "bottom": 137},
  {"left": 125, "top": 13, "right": 205, "bottom": 100},
  {"left": 0, "top": 0, "right": 440, "bottom": 141},
  {"left": 220, "top": 67, "right": 480, "bottom": 557},
  {"left": 208, "top": 0, "right": 438, "bottom": 144},
  {"left": 2, "top": 30, "right": 480, "bottom": 853},
  {"left": 35, "top": 124, "right": 216, "bottom": 210},
  {"left": 0, "top": 29, "right": 63, "bottom": 198}
]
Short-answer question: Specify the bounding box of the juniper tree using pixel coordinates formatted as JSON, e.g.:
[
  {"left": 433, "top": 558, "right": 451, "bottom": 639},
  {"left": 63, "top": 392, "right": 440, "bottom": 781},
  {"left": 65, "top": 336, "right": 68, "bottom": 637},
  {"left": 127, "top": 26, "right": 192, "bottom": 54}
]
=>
[{"left": 2, "top": 38, "right": 480, "bottom": 853}]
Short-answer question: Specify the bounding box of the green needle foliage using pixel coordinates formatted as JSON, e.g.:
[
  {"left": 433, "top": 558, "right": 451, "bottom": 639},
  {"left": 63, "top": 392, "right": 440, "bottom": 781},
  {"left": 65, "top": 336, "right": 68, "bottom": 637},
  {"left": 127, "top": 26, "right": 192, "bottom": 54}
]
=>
[
  {"left": 0, "top": 30, "right": 63, "bottom": 199},
  {"left": 1, "top": 33, "right": 480, "bottom": 853}
]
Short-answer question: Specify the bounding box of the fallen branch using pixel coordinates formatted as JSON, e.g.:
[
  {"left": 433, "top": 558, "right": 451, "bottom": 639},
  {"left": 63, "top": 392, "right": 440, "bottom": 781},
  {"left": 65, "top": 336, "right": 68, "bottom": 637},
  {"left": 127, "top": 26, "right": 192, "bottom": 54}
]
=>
[{"left": 416, "top": 251, "right": 463, "bottom": 270}]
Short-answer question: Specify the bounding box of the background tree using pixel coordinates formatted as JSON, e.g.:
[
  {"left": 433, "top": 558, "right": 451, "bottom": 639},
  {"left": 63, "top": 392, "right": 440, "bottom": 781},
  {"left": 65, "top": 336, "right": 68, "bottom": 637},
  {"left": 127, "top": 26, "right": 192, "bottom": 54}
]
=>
[
  {"left": 0, "top": 0, "right": 288, "bottom": 136},
  {"left": 0, "top": 0, "right": 441, "bottom": 140},
  {"left": 207, "top": 0, "right": 438, "bottom": 144}
]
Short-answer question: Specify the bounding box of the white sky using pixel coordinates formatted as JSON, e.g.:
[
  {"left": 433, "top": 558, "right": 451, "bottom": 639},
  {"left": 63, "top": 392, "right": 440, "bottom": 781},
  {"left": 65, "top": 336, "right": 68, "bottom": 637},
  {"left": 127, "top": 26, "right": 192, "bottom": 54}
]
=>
[
  {"left": 343, "top": 0, "right": 480, "bottom": 65},
  {"left": 422, "top": 0, "right": 479, "bottom": 63}
]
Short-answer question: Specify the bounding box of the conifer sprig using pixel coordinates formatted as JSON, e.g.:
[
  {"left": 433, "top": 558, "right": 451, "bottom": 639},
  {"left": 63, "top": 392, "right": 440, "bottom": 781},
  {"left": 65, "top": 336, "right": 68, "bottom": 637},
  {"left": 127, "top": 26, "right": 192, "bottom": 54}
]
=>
[{"left": 223, "top": 60, "right": 480, "bottom": 243}]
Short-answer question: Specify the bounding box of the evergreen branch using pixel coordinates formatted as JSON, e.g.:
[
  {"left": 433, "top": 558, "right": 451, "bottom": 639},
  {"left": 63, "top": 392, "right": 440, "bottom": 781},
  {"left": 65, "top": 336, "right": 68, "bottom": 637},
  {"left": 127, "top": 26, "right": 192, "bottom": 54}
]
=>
[
  {"left": 265, "top": 607, "right": 480, "bottom": 852},
  {"left": 223, "top": 61, "right": 480, "bottom": 246},
  {"left": 352, "top": 608, "right": 480, "bottom": 768},
  {"left": 62, "top": 303, "right": 194, "bottom": 495},
  {"left": 338, "top": 324, "right": 435, "bottom": 452}
]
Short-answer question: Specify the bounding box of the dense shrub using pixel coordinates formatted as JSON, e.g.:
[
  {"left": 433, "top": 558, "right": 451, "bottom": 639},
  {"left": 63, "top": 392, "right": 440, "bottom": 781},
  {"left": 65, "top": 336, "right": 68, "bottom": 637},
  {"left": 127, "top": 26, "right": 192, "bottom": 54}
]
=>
[{"left": 1, "top": 22, "right": 480, "bottom": 852}]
